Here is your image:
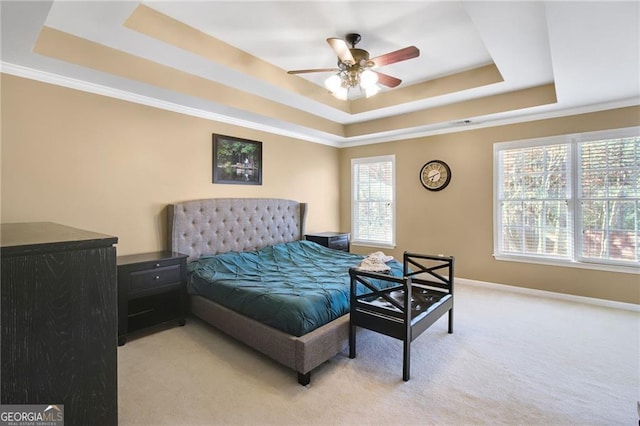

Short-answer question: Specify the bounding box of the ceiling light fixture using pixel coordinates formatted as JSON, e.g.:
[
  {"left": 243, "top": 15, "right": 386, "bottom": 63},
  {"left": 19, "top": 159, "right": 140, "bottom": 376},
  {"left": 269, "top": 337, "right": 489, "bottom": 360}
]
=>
[
  {"left": 287, "top": 33, "right": 419, "bottom": 101},
  {"left": 324, "top": 67, "right": 380, "bottom": 100},
  {"left": 323, "top": 33, "right": 380, "bottom": 100}
]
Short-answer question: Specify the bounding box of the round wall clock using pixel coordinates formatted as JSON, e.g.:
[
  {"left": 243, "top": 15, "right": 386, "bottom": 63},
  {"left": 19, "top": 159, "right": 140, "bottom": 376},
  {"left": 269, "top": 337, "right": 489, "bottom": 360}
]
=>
[{"left": 420, "top": 160, "right": 451, "bottom": 191}]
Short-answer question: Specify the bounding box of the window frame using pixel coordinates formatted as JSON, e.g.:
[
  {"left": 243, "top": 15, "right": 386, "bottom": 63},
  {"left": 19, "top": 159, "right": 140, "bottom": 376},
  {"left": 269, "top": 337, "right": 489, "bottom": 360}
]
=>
[
  {"left": 351, "top": 155, "right": 396, "bottom": 248},
  {"left": 493, "top": 127, "right": 639, "bottom": 274}
]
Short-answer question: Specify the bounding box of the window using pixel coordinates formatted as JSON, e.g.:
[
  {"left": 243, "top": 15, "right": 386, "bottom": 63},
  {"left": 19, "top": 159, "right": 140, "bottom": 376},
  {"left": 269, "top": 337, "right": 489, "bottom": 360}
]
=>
[
  {"left": 494, "top": 127, "right": 639, "bottom": 272},
  {"left": 351, "top": 155, "right": 395, "bottom": 247}
]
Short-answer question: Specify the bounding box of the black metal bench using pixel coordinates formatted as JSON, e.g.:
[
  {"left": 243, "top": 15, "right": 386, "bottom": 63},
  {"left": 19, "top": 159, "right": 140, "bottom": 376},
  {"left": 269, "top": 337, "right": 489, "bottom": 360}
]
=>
[{"left": 349, "top": 252, "right": 454, "bottom": 381}]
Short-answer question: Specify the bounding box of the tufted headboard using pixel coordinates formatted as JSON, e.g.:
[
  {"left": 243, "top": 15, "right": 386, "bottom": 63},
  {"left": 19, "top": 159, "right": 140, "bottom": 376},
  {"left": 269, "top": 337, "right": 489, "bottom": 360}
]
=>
[{"left": 167, "top": 198, "right": 307, "bottom": 262}]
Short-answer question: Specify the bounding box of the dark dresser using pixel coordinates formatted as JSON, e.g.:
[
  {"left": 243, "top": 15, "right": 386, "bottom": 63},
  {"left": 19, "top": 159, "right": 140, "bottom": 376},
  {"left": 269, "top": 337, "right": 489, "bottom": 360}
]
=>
[
  {"left": 1, "top": 222, "right": 118, "bottom": 426},
  {"left": 305, "top": 232, "right": 350, "bottom": 252}
]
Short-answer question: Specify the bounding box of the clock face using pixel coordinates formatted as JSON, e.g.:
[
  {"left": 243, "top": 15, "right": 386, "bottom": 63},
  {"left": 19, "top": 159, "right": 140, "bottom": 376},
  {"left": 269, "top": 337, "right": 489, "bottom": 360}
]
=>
[{"left": 420, "top": 160, "right": 451, "bottom": 191}]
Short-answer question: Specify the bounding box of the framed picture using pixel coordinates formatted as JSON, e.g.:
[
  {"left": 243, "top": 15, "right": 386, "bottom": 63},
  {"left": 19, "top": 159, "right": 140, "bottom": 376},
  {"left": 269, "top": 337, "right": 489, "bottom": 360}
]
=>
[{"left": 212, "top": 134, "right": 262, "bottom": 185}]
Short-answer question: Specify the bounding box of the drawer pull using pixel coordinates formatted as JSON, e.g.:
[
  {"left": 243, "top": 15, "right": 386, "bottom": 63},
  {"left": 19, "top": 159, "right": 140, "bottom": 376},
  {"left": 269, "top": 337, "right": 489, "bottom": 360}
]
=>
[
  {"left": 129, "top": 264, "right": 181, "bottom": 292},
  {"left": 155, "top": 263, "right": 161, "bottom": 268}
]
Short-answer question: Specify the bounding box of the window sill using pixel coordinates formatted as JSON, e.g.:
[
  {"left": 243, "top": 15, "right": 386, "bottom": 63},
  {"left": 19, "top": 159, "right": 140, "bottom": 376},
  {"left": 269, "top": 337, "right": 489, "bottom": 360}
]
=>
[
  {"left": 352, "top": 241, "right": 396, "bottom": 250},
  {"left": 493, "top": 254, "right": 640, "bottom": 275}
]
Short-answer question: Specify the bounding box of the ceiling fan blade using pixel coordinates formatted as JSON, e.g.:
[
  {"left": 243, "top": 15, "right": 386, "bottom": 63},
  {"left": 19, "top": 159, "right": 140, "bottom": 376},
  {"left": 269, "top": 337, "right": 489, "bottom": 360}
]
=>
[
  {"left": 371, "top": 46, "right": 420, "bottom": 67},
  {"left": 374, "top": 71, "right": 402, "bottom": 88},
  {"left": 327, "top": 37, "right": 355, "bottom": 65},
  {"left": 287, "top": 68, "right": 339, "bottom": 75}
]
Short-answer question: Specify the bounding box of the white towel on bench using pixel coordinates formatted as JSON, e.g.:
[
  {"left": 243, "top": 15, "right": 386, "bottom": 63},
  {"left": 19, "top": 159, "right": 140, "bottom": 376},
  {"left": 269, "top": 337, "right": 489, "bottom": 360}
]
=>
[{"left": 357, "top": 251, "right": 394, "bottom": 272}]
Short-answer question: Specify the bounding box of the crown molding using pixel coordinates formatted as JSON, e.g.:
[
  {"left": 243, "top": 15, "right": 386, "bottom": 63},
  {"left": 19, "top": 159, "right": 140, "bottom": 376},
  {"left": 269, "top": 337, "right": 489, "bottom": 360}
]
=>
[
  {"left": 2, "top": 62, "right": 638, "bottom": 149},
  {"left": 0, "top": 62, "right": 341, "bottom": 147}
]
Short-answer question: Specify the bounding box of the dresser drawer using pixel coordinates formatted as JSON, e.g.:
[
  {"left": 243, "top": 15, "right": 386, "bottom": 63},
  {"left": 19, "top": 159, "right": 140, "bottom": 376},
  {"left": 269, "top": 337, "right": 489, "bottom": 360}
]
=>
[{"left": 130, "top": 264, "right": 181, "bottom": 293}]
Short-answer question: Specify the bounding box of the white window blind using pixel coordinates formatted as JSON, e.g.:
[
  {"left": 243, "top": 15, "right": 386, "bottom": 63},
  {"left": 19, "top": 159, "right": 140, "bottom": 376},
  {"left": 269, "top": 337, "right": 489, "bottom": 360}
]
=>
[
  {"left": 578, "top": 136, "right": 639, "bottom": 263},
  {"left": 494, "top": 128, "right": 639, "bottom": 272},
  {"left": 351, "top": 155, "right": 395, "bottom": 246},
  {"left": 497, "top": 143, "right": 572, "bottom": 258}
]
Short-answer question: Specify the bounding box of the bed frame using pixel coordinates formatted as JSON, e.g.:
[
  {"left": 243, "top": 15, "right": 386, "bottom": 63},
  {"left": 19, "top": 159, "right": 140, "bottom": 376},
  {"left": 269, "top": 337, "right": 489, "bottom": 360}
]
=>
[{"left": 167, "top": 198, "right": 350, "bottom": 385}]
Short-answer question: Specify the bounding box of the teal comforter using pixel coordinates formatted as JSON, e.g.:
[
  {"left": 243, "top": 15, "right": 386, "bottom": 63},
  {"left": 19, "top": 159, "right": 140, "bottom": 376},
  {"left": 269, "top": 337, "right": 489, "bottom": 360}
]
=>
[{"left": 187, "top": 240, "right": 402, "bottom": 336}]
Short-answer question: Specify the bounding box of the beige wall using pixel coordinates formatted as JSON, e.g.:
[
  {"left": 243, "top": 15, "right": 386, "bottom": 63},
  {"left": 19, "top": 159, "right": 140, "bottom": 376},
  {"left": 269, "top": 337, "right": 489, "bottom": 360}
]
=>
[
  {"left": 1, "top": 74, "right": 340, "bottom": 255},
  {"left": 339, "top": 107, "right": 640, "bottom": 305},
  {"left": 2, "top": 74, "right": 638, "bottom": 304}
]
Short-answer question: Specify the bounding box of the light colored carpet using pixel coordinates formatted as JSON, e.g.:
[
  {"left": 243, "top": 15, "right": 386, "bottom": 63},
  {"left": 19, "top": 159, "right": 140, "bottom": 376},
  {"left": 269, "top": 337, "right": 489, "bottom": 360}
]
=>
[{"left": 117, "top": 283, "right": 640, "bottom": 425}]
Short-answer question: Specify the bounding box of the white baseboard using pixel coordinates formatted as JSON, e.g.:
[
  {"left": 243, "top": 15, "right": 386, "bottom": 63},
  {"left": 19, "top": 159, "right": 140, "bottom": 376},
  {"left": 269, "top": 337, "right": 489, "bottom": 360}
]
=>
[{"left": 457, "top": 278, "right": 640, "bottom": 312}]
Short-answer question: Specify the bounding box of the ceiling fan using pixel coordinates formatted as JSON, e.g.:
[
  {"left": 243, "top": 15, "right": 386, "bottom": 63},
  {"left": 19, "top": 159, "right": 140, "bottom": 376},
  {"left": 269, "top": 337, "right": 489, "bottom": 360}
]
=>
[{"left": 287, "top": 33, "right": 420, "bottom": 96}]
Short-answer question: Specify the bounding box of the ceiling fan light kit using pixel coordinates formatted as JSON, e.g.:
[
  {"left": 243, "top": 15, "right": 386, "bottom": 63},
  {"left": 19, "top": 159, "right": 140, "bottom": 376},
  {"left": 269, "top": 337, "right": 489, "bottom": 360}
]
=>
[
  {"left": 324, "top": 69, "right": 380, "bottom": 100},
  {"left": 288, "top": 33, "right": 419, "bottom": 101}
]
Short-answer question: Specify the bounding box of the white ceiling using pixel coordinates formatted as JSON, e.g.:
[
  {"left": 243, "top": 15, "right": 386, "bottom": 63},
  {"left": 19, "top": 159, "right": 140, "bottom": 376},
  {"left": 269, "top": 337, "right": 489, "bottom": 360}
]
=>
[{"left": 1, "top": 1, "right": 639, "bottom": 147}]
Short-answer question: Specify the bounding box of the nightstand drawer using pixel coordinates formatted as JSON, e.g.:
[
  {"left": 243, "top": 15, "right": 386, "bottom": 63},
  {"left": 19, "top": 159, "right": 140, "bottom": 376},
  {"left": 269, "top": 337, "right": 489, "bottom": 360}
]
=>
[
  {"left": 130, "top": 264, "right": 181, "bottom": 293},
  {"left": 328, "top": 236, "right": 349, "bottom": 251},
  {"left": 305, "top": 232, "right": 350, "bottom": 252}
]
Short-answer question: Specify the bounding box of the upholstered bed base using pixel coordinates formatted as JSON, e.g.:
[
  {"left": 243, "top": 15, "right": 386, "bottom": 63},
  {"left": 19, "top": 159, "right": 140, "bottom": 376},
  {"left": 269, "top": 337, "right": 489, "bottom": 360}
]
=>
[
  {"left": 190, "top": 295, "right": 349, "bottom": 385},
  {"left": 168, "top": 198, "right": 350, "bottom": 385}
]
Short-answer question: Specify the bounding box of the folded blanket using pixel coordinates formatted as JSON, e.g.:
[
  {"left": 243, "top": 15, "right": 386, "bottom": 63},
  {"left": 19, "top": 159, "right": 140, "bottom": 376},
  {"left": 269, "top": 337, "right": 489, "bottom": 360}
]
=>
[{"left": 356, "top": 251, "right": 394, "bottom": 272}]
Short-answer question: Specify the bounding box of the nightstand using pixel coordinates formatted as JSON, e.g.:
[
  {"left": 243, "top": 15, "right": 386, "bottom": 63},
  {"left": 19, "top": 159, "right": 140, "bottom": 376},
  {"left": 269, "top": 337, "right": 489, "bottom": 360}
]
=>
[
  {"left": 305, "top": 232, "right": 350, "bottom": 252},
  {"left": 117, "top": 251, "right": 187, "bottom": 345}
]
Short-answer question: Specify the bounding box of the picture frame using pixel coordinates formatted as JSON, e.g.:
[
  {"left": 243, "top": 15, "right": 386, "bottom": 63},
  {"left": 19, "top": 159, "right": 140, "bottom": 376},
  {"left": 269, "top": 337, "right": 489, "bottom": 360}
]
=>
[{"left": 212, "top": 134, "right": 262, "bottom": 185}]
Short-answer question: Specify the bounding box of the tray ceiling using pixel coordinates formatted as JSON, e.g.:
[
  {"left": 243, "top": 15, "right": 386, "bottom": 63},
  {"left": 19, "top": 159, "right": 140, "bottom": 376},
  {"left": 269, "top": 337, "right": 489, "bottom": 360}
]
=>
[{"left": 1, "top": 1, "right": 638, "bottom": 146}]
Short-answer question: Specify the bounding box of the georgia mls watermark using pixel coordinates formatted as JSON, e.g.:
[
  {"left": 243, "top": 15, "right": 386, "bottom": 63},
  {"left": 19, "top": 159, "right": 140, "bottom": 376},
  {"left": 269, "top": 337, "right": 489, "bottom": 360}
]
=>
[{"left": 0, "top": 404, "right": 63, "bottom": 426}]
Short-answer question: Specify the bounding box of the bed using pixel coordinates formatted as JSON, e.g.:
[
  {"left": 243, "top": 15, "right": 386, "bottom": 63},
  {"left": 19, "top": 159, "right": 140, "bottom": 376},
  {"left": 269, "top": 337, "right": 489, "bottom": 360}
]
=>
[{"left": 167, "top": 198, "right": 401, "bottom": 385}]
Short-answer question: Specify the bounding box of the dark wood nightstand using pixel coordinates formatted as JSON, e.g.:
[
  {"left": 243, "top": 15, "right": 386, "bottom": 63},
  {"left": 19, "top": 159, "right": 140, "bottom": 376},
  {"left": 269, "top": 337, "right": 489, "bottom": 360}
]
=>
[
  {"left": 117, "top": 251, "right": 187, "bottom": 345},
  {"left": 305, "top": 232, "right": 350, "bottom": 252}
]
